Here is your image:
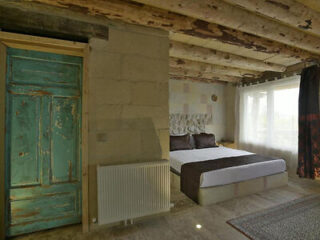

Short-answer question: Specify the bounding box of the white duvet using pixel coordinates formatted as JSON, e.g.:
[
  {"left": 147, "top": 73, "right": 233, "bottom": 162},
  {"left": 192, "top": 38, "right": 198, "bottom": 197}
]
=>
[{"left": 170, "top": 146, "right": 286, "bottom": 188}]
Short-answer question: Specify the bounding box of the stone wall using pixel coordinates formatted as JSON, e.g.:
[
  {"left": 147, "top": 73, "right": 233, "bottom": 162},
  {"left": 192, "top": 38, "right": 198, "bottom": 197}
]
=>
[
  {"left": 169, "top": 79, "right": 235, "bottom": 141},
  {"left": 225, "top": 83, "right": 236, "bottom": 141},
  {"left": 88, "top": 23, "right": 169, "bottom": 225}
]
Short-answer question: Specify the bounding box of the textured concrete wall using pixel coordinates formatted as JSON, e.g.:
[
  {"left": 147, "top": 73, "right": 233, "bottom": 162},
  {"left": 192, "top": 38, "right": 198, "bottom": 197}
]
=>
[
  {"left": 169, "top": 79, "right": 235, "bottom": 141},
  {"left": 224, "top": 83, "right": 236, "bottom": 141},
  {"left": 88, "top": 23, "right": 169, "bottom": 225}
]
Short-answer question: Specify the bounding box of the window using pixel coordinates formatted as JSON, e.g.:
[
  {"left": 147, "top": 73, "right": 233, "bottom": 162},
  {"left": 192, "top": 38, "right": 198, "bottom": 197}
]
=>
[{"left": 239, "top": 76, "right": 300, "bottom": 153}]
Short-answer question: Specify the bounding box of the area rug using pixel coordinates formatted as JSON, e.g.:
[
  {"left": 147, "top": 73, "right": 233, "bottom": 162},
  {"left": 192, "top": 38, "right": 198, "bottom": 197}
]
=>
[{"left": 227, "top": 195, "right": 320, "bottom": 240}]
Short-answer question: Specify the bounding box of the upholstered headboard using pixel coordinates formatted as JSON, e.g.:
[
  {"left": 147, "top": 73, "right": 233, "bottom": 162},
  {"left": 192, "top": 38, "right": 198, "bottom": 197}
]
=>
[{"left": 169, "top": 113, "right": 212, "bottom": 135}]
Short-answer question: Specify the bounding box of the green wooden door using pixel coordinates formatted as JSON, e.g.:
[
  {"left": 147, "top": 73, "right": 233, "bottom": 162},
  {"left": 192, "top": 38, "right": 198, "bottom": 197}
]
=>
[{"left": 5, "top": 48, "right": 82, "bottom": 236}]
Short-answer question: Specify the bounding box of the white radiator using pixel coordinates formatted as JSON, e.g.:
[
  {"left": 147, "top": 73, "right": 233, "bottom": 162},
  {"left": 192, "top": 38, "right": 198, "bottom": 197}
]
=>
[{"left": 97, "top": 160, "right": 170, "bottom": 225}]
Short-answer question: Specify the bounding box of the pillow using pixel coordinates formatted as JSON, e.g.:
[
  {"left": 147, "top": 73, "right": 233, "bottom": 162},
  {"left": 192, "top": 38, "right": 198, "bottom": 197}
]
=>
[
  {"left": 170, "top": 134, "right": 192, "bottom": 151},
  {"left": 189, "top": 135, "right": 196, "bottom": 149},
  {"left": 193, "top": 133, "right": 218, "bottom": 149}
]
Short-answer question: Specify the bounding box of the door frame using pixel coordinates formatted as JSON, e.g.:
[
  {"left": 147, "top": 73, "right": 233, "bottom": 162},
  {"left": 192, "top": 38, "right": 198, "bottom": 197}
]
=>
[{"left": 0, "top": 31, "right": 90, "bottom": 238}]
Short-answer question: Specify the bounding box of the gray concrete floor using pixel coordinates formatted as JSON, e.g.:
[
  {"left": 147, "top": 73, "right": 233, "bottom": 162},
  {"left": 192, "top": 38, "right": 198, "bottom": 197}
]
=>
[{"left": 12, "top": 175, "right": 320, "bottom": 240}]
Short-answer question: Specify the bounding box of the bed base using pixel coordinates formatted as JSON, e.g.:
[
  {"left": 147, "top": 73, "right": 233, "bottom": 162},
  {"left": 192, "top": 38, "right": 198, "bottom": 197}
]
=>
[{"left": 171, "top": 171, "right": 288, "bottom": 206}]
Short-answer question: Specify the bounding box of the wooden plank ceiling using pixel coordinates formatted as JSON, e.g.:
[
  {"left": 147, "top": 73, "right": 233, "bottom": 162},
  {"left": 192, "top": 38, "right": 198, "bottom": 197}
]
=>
[{"left": 14, "top": 0, "right": 320, "bottom": 83}]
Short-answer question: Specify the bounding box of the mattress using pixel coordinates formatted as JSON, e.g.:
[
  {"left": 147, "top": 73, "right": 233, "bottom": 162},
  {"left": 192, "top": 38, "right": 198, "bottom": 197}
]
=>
[{"left": 170, "top": 146, "right": 286, "bottom": 188}]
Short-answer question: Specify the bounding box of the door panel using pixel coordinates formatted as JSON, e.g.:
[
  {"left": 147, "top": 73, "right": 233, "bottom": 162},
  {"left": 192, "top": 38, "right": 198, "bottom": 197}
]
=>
[
  {"left": 51, "top": 97, "right": 80, "bottom": 183},
  {"left": 8, "top": 94, "right": 41, "bottom": 187},
  {"left": 5, "top": 48, "right": 82, "bottom": 237},
  {"left": 8, "top": 49, "right": 80, "bottom": 88},
  {"left": 10, "top": 192, "right": 78, "bottom": 225},
  {"left": 7, "top": 84, "right": 81, "bottom": 98}
]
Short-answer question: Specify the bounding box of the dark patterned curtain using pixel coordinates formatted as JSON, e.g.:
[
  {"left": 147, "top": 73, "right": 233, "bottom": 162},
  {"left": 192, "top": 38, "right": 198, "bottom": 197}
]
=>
[{"left": 297, "top": 65, "right": 320, "bottom": 179}]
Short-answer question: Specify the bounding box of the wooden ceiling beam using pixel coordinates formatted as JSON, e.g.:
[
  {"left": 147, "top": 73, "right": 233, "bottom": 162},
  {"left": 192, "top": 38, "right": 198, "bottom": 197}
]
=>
[
  {"left": 170, "top": 41, "right": 286, "bottom": 72},
  {"left": 0, "top": 5, "right": 109, "bottom": 43},
  {"left": 169, "top": 67, "right": 241, "bottom": 83},
  {"left": 296, "top": 0, "right": 320, "bottom": 13},
  {"left": 131, "top": 0, "right": 320, "bottom": 54},
  {"left": 170, "top": 57, "right": 261, "bottom": 78},
  {"left": 224, "top": 0, "right": 320, "bottom": 37},
  {"left": 170, "top": 75, "right": 227, "bottom": 85},
  {"left": 242, "top": 61, "right": 317, "bottom": 85},
  {"left": 19, "top": 0, "right": 318, "bottom": 64}
]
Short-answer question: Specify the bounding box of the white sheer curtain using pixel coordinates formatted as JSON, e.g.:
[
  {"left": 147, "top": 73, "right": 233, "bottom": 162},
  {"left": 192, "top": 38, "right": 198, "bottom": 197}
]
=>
[{"left": 236, "top": 76, "right": 300, "bottom": 174}]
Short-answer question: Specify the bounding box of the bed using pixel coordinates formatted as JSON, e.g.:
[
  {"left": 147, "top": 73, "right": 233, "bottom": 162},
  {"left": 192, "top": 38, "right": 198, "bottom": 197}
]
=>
[
  {"left": 170, "top": 146, "right": 288, "bottom": 206},
  {"left": 169, "top": 113, "right": 288, "bottom": 205}
]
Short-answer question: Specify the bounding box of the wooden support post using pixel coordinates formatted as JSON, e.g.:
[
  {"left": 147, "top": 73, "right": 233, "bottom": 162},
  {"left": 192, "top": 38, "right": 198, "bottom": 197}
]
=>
[
  {"left": 82, "top": 45, "right": 89, "bottom": 233},
  {"left": 0, "top": 42, "right": 6, "bottom": 239}
]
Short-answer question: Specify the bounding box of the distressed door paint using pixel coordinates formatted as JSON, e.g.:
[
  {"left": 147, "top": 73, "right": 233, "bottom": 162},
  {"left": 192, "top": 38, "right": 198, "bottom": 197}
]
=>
[{"left": 5, "top": 48, "right": 82, "bottom": 236}]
